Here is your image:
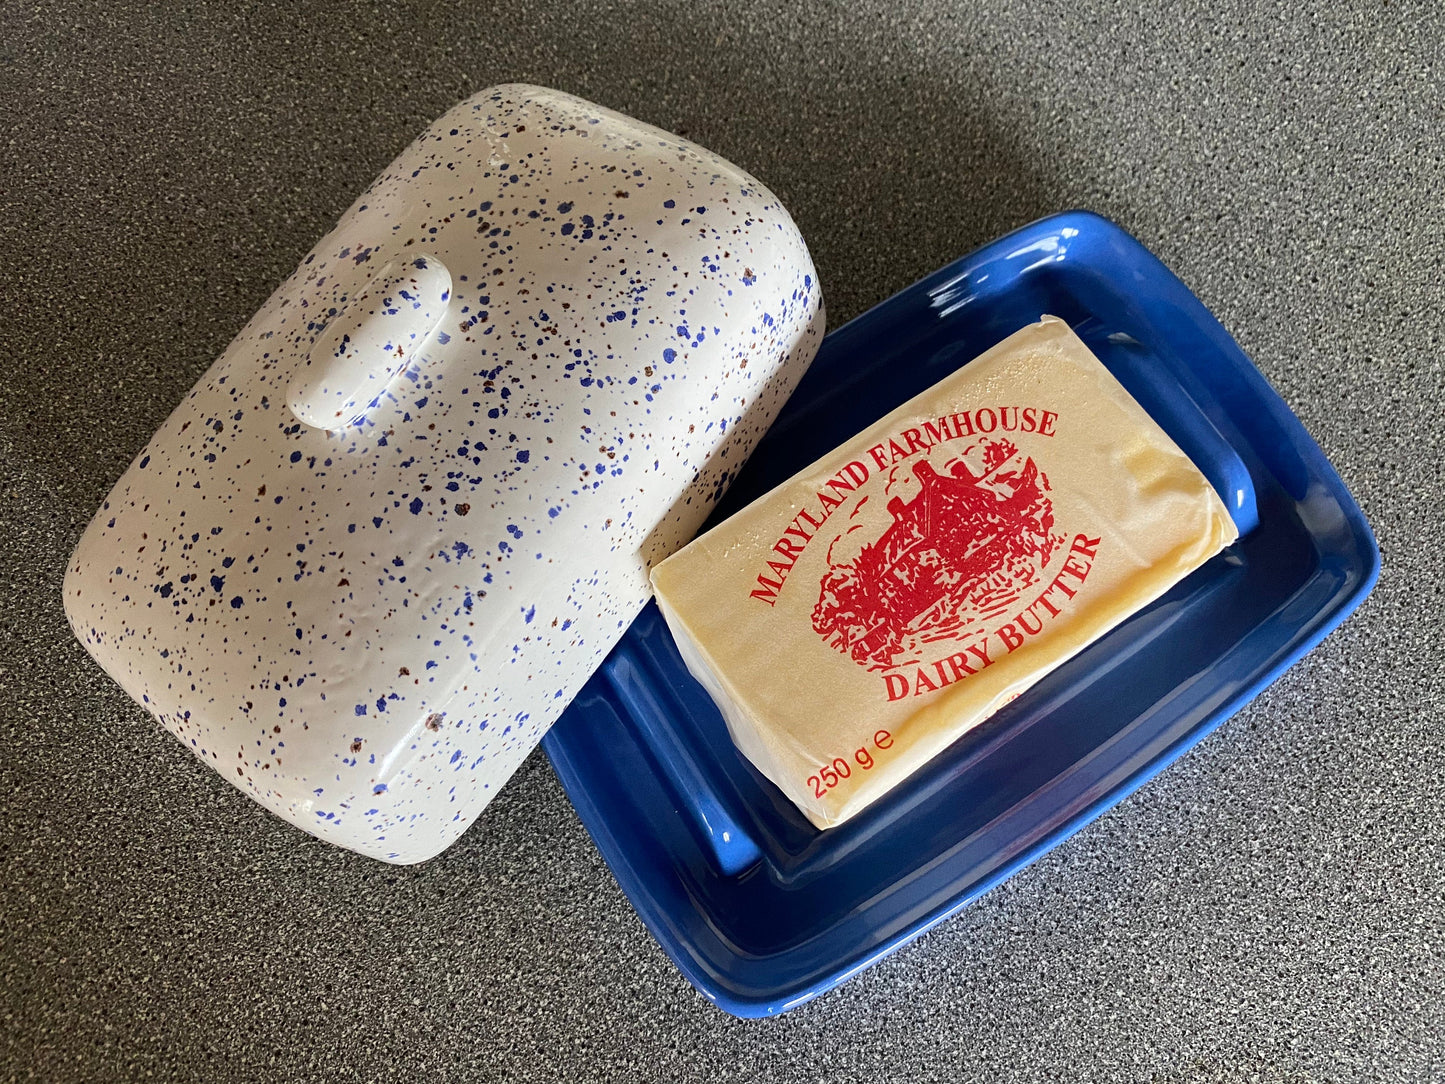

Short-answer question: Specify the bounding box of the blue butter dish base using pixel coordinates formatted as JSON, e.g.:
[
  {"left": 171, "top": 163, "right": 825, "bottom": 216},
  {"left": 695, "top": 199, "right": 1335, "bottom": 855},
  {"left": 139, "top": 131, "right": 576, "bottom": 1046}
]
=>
[{"left": 541, "top": 211, "right": 1380, "bottom": 1017}]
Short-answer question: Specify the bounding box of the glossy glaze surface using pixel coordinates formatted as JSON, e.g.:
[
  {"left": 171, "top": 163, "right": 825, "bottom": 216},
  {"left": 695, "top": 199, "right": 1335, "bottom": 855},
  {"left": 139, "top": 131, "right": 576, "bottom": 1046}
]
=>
[
  {"left": 543, "top": 211, "right": 1379, "bottom": 1016},
  {"left": 63, "top": 85, "right": 823, "bottom": 863}
]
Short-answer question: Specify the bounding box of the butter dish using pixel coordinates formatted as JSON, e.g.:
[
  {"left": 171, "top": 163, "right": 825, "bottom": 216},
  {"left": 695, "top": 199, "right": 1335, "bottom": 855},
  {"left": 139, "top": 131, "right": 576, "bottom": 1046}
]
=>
[
  {"left": 542, "top": 211, "right": 1379, "bottom": 1016},
  {"left": 63, "top": 85, "right": 823, "bottom": 863}
]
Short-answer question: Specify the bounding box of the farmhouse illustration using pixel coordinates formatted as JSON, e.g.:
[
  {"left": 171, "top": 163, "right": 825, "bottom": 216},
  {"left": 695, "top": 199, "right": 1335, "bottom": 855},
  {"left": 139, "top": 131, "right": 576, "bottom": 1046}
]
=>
[{"left": 812, "top": 438, "right": 1064, "bottom": 669}]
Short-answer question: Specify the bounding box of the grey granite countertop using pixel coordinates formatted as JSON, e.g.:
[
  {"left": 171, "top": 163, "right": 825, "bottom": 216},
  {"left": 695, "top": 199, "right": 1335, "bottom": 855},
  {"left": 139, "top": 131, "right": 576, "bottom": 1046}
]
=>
[{"left": 2, "top": 1, "right": 1441, "bottom": 1080}]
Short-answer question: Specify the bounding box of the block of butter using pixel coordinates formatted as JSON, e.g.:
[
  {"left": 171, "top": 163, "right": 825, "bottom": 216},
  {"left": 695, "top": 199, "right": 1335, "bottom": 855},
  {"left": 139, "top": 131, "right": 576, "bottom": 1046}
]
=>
[{"left": 650, "top": 315, "right": 1238, "bottom": 829}]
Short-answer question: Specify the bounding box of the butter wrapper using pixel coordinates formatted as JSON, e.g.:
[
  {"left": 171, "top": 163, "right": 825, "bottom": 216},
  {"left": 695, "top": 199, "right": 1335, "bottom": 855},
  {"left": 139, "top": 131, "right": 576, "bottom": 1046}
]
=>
[{"left": 650, "top": 316, "right": 1238, "bottom": 829}]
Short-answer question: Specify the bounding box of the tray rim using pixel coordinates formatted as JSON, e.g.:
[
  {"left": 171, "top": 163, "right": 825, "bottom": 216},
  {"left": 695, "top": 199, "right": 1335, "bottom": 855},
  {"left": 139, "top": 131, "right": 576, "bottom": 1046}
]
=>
[{"left": 542, "top": 209, "right": 1381, "bottom": 1017}]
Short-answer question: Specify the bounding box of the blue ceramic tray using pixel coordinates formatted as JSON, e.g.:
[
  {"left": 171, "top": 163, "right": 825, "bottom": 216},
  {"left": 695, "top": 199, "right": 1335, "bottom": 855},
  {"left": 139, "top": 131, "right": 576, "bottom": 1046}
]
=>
[{"left": 541, "top": 211, "right": 1379, "bottom": 1017}]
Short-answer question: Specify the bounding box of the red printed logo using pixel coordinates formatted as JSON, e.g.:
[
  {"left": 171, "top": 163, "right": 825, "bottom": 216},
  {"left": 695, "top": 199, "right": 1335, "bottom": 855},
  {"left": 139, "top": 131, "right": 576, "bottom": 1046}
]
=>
[{"left": 811, "top": 436, "right": 1064, "bottom": 672}]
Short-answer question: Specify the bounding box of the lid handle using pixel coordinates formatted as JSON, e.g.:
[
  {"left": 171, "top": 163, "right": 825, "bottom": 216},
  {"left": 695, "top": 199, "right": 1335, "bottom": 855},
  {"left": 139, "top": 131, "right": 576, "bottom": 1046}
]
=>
[{"left": 288, "top": 254, "right": 451, "bottom": 430}]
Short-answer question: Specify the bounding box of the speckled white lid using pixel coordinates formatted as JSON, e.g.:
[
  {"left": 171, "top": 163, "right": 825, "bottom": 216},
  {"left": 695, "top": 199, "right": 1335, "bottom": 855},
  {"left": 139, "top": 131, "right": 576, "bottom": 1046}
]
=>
[{"left": 63, "top": 85, "right": 824, "bottom": 863}]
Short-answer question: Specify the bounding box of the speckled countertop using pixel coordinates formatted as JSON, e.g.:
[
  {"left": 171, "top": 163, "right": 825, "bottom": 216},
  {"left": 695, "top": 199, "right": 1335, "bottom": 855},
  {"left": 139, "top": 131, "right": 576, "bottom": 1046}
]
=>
[{"left": 2, "top": 2, "right": 1441, "bottom": 1080}]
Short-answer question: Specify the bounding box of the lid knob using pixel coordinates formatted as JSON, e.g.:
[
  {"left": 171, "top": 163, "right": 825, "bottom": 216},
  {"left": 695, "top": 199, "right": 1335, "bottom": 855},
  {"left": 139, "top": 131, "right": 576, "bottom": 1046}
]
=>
[{"left": 288, "top": 254, "right": 451, "bottom": 430}]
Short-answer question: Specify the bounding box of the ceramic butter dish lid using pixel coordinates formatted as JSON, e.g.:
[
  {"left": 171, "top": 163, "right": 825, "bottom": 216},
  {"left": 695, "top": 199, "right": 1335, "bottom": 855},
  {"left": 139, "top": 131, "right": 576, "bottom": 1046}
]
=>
[{"left": 63, "top": 85, "right": 824, "bottom": 864}]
